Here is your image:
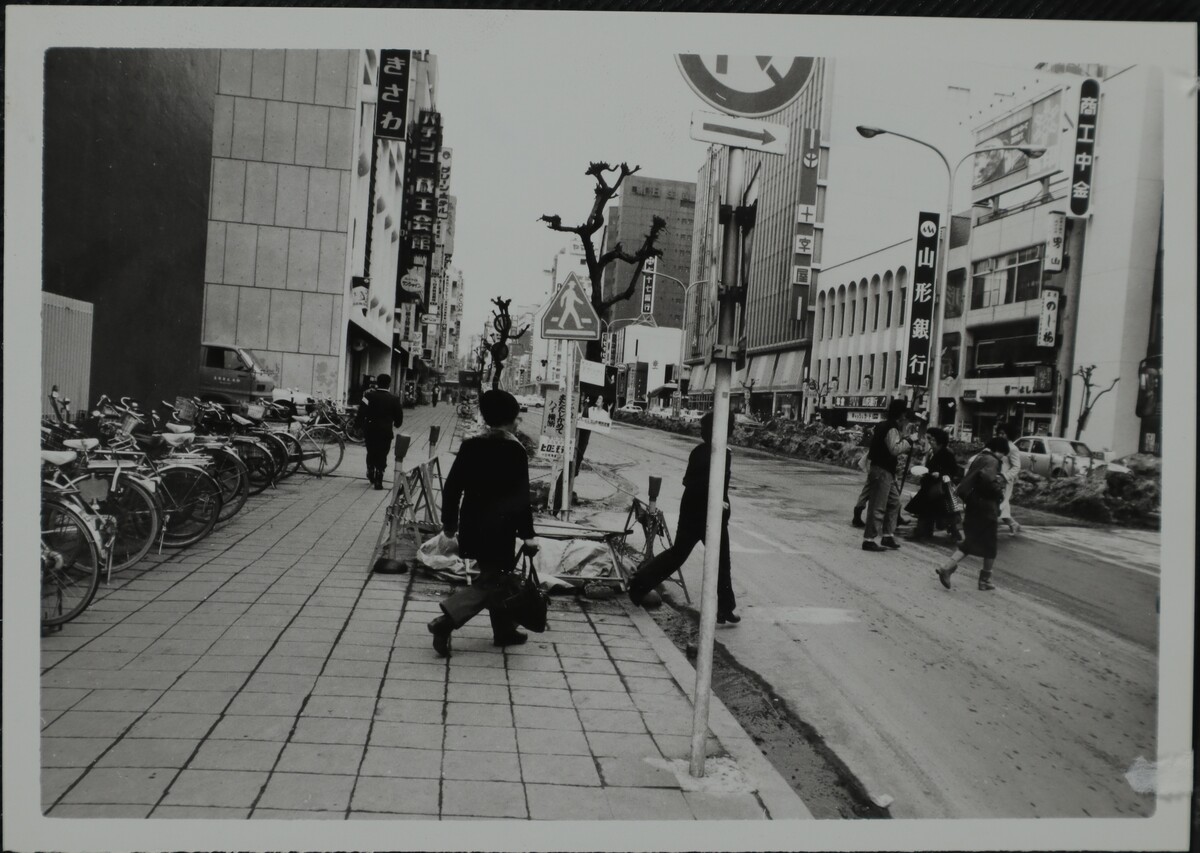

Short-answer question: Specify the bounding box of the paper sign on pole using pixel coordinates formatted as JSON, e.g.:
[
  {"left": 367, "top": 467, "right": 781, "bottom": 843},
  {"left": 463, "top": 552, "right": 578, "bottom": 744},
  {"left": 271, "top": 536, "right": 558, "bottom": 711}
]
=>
[
  {"left": 578, "top": 405, "right": 613, "bottom": 434},
  {"left": 578, "top": 360, "right": 606, "bottom": 388},
  {"left": 536, "top": 390, "right": 568, "bottom": 461}
]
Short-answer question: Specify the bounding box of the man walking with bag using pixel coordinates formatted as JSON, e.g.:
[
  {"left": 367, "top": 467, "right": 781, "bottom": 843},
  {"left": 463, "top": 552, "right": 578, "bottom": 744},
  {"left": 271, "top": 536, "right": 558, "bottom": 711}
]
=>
[
  {"left": 627, "top": 412, "right": 739, "bottom": 625},
  {"left": 428, "top": 390, "right": 539, "bottom": 658},
  {"left": 361, "top": 374, "right": 404, "bottom": 490}
]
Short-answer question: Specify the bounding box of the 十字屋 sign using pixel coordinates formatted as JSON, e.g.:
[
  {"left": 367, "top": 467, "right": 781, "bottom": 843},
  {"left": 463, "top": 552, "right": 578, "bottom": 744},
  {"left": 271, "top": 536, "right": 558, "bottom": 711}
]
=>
[{"left": 902, "top": 212, "right": 941, "bottom": 387}]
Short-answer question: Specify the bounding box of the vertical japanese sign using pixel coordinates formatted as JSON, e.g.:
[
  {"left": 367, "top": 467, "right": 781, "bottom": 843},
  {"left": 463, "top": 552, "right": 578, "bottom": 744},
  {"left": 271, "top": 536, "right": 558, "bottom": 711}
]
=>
[
  {"left": 1045, "top": 211, "right": 1066, "bottom": 271},
  {"left": 792, "top": 127, "right": 821, "bottom": 333},
  {"left": 1069, "top": 78, "right": 1100, "bottom": 218},
  {"left": 641, "top": 257, "right": 657, "bottom": 315},
  {"left": 903, "top": 212, "right": 940, "bottom": 387},
  {"left": 1038, "top": 288, "right": 1061, "bottom": 347},
  {"left": 536, "top": 390, "right": 568, "bottom": 460},
  {"left": 375, "top": 50, "right": 411, "bottom": 139}
]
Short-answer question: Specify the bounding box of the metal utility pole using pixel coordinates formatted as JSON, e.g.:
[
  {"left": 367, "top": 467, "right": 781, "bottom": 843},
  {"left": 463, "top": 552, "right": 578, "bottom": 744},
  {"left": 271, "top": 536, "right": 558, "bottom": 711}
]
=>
[{"left": 689, "top": 145, "right": 744, "bottom": 777}]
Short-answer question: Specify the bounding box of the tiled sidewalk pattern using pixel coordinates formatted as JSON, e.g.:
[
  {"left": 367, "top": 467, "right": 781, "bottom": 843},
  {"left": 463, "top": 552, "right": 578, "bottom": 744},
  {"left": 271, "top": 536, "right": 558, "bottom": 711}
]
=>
[{"left": 40, "top": 405, "right": 790, "bottom": 820}]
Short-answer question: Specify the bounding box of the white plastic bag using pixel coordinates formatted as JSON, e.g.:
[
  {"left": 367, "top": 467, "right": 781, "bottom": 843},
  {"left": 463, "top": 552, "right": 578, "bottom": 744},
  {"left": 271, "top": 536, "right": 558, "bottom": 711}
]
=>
[{"left": 417, "top": 532, "right": 465, "bottom": 572}]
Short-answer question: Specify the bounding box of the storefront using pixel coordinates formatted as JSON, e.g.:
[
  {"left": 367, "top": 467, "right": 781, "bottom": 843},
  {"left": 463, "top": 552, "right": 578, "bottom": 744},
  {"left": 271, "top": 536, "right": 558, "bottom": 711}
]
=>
[{"left": 959, "top": 386, "right": 1053, "bottom": 441}]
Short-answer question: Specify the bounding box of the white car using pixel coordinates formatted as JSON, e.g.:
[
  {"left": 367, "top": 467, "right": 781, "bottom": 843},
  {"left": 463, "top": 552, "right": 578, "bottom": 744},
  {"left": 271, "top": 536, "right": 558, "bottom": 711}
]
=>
[
  {"left": 1013, "top": 436, "right": 1132, "bottom": 478},
  {"left": 616, "top": 403, "right": 645, "bottom": 415},
  {"left": 678, "top": 409, "right": 705, "bottom": 422}
]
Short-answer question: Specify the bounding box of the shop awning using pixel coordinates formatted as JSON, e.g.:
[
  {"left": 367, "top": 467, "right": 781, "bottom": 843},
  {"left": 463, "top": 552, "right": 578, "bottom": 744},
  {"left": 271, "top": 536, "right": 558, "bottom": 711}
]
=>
[
  {"left": 770, "top": 349, "right": 806, "bottom": 392},
  {"left": 748, "top": 353, "right": 778, "bottom": 390},
  {"left": 649, "top": 382, "right": 678, "bottom": 396}
]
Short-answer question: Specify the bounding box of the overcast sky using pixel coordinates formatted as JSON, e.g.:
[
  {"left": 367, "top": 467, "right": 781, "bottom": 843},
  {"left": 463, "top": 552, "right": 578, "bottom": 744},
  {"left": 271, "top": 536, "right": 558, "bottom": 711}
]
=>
[{"left": 434, "top": 44, "right": 1056, "bottom": 349}]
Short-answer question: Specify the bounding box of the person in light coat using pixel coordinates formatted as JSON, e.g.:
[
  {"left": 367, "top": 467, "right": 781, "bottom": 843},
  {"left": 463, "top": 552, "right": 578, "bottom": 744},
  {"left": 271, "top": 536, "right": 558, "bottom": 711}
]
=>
[{"left": 995, "top": 422, "right": 1022, "bottom": 536}]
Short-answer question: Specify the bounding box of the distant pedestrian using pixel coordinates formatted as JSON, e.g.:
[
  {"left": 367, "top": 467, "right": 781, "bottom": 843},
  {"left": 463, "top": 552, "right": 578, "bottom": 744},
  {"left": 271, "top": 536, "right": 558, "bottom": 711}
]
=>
[
  {"left": 433, "top": 387, "right": 440, "bottom": 407},
  {"left": 862, "top": 399, "right": 916, "bottom": 552},
  {"left": 428, "top": 390, "right": 538, "bottom": 657},
  {"left": 628, "top": 412, "right": 739, "bottom": 624},
  {"left": 995, "top": 422, "right": 1023, "bottom": 536},
  {"left": 905, "top": 427, "right": 962, "bottom": 542},
  {"left": 935, "top": 436, "right": 1011, "bottom": 591},
  {"left": 361, "top": 373, "right": 404, "bottom": 490},
  {"left": 851, "top": 423, "right": 875, "bottom": 528}
]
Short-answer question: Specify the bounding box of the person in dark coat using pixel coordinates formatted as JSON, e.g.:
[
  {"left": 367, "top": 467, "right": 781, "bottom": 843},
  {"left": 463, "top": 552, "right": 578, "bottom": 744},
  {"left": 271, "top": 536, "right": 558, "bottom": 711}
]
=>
[
  {"left": 627, "top": 412, "right": 739, "bottom": 624},
  {"left": 361, "top": 373, "right": 404, "bottom": 489},
  {"left": 905, "top": 427, "right": 963, "bottom": 542},
  {"left": 935, "top": 436, "right": 1010, "bottom": 591},
  {"left": 428, "top": 390, "right": 538, "bottom": 657},
  {"left": 862, "top": 398, "right": 918, "bottom": 552}
]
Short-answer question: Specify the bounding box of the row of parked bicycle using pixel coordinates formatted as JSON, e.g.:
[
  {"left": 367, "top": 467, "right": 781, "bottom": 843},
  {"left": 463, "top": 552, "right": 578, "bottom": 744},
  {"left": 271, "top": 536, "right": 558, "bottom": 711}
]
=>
[{"left": 39, "top": 390, "right": 363, "bottom": 632}]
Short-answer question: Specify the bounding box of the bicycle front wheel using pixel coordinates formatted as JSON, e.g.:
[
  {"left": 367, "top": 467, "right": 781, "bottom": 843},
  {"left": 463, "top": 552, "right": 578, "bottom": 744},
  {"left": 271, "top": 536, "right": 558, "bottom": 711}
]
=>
[
  {"left": 158, "top": 465, "right": 223, "bottom": 548},
  {"left": 42, "top": 498, "right": 103, "bottom": 627},
  {"left": 234, "top": 439, "right": 276, "bottom": 495},
  {"left": 203, "top": 447, "right": 249, "bottom": 522},
  {"left": 98, "top": 476, "right": 162, "bottom": 571},
  {"left": 272, "top": 431, "right": 304, "bottom": 479},
  {"left": 299, "top": 426, "right": 345, "bottom": 476}
]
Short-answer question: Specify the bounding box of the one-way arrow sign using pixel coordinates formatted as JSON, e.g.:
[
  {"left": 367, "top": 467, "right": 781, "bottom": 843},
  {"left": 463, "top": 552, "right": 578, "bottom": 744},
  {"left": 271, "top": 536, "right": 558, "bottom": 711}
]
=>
[{"left": 689, "top": 110, "right": 789, "bottom": 155}]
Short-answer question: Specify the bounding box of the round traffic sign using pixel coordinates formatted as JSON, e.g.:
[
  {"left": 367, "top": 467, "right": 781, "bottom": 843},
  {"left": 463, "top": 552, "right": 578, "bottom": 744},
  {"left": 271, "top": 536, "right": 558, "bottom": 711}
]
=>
[{"left": 675, "top": 55, "right": 816, "bottom": 118}]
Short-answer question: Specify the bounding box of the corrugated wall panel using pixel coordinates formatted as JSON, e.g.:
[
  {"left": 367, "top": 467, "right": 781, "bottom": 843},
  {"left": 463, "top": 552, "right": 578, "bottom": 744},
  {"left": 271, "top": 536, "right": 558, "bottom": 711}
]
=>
[{"left": 42, "top": 292, "right": 94, "bottom": 419}]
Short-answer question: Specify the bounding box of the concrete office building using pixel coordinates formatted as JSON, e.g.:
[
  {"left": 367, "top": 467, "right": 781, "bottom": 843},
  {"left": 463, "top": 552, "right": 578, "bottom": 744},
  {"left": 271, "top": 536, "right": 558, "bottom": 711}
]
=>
[
  {"left": 939, "top": 64, "right": 1163, "bottom": 456},
  {"left": 684, "top": 60, "right": 834, "bottom": 416},
  {"left": 601, "top": 176, "right": 697, "bottom": 328}
]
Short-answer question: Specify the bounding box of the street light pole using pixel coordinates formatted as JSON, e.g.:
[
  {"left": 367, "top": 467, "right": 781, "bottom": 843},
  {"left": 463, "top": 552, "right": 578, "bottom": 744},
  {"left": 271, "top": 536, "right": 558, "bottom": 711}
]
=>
[
  {"left": 856, "top": 126, "right": 1045, "bottom": 427},
  {"left": 647, "top": 271, "right": 710, "bottom": 412}
]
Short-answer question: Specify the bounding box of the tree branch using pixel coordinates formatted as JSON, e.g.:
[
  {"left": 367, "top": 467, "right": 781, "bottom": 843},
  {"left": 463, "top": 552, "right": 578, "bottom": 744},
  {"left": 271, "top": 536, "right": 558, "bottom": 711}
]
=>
[
  {"left": 597, "top": 216, "right": 667, "bottom": 309},
  {"left": 1090, "top": 378, "right": 1120, "bottom": 407}
]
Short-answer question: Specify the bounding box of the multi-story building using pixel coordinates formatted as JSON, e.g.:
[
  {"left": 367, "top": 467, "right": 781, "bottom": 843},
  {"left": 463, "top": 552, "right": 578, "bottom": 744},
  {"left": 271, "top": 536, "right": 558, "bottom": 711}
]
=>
[
  {"left": 938, "top": 64, "right": 1163, "bottom": 456},
  {"left": 684, "top": 60, "right": 834, "bottom": 416},
  {"left": 612, "top": 325, "right": 683, "bottom": 411},
  {"left": 809, "top": 64, "right": 1162, "bottom": 457},
  {"left": 809, "top": 219, "right": 970, "bottom": 426},
  {"left": 600, "top": 176, "right": 697, "bottom": 328}
]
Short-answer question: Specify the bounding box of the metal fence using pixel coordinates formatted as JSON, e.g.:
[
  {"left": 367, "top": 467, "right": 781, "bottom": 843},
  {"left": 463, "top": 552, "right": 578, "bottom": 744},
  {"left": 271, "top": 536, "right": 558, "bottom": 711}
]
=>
[{"left": 42, "top": 292, "right": 93, "bottom": 419}]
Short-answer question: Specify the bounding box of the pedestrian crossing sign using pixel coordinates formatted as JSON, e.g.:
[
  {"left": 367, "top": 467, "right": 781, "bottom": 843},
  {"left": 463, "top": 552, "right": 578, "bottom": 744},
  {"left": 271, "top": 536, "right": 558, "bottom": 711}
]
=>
[{"left": 541, "top": 273, "right": 600, "bottom": 340}]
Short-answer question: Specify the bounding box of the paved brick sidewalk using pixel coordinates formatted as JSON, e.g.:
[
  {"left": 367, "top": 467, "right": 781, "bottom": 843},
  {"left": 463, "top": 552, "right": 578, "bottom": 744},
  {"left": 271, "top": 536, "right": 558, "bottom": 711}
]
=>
[{"left": 40, "top": 405, "right": 809, "bottom": 820}]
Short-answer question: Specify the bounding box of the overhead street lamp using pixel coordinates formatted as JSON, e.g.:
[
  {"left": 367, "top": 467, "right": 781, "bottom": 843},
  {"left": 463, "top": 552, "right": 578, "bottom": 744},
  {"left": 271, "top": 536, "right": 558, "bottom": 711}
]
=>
[{"left": 855, "top": 125, "right": 1046, "bottom": 427}]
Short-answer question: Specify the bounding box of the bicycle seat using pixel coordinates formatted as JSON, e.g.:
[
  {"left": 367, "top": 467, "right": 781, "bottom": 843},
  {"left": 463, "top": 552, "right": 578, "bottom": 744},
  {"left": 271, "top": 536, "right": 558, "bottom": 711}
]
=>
[
  {"left": 41, "top": 450, "right": 78, "bottom": 466},
  {"left": 161, "top": 432, "right": 193, "bottom": 447},
  {"left": 231, "top": 413, "right": 255, "bottom": 426},
  {"left": 62, "top": 437, "right": 100, "bottom": 451},
  {"left": 165, "top": 423, "right": 191, "bottom": 434},
  {"left": 292, "top": 415, "right": 312, "bottom": 425}
]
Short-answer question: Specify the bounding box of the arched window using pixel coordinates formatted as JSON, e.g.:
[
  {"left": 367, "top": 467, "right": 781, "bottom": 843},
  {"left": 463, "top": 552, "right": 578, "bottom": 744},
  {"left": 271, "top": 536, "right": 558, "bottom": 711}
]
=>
[
  {"left": 883, "top": 270, "right": 895, "bottom": 327},
  {"left": 895, "top": 267, "right": 908, "bottom": 328},
  {"left": 869, "top": 274, "right": 882, "bottom": 332}
]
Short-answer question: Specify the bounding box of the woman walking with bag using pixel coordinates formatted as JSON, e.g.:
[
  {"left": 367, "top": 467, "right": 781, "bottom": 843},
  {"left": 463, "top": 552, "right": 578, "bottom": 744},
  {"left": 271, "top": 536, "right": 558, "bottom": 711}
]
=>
[
  {"left": 935, "top": 436, "right": 1011, "bottom": 592},
  {"left": 428, "top": 390, "right": 539, "bottom": 658}
]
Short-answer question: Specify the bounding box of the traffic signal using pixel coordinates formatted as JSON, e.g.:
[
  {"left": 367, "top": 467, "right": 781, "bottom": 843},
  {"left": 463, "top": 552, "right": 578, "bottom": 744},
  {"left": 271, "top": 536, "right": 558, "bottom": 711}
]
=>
[{"left": 1135, "top": 357, "right": 1161, "bottom": 418}]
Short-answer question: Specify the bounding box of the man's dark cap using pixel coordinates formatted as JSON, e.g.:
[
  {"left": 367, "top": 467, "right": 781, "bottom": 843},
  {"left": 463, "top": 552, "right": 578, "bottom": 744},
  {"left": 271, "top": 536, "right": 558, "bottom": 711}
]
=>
[
  {"left": 887, "top": 398, "right": 908, "bottom": 419},
  {"left": 480, "top": 390, "right": 520, "bottom": 426}
]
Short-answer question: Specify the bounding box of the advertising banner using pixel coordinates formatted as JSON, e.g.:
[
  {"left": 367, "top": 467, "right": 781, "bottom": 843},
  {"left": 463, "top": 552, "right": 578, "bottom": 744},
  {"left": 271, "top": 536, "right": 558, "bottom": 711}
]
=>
[
  {"left": 902, "top": 212, "right": 940, "bottom": 387},
  {"left": 1069, "top": 79, "right": 1100, "bottom": 217},
  {"left": 1045, "top": 211, "right": 1066, "bottom": 271},
  {"left": 375, "top": 50, "right": 412, "bottom": 140},
  {"left": 536, "top": 390, "right": 568, "bottom": 461},
  {"left": 640, "top": 257, "right": 657, "bottom": 315},
  {"left": 1038, "top": 287, "right": 1061, "bottom": 347}
]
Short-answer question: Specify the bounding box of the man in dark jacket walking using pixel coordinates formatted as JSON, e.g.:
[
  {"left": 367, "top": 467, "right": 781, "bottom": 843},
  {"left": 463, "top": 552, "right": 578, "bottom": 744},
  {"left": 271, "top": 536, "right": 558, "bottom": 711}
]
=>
[
  {"left": 428, "top": 390, "right": 539, "bottom": 657},
  {"left": 627, "top": 412, "right": 739, "bottom": 624},
  {"left": 862, "top": 398, "right": 918, "bottom": 552},
  {"left": 361, "top": 373, "right": 404, "bottom": 489}
]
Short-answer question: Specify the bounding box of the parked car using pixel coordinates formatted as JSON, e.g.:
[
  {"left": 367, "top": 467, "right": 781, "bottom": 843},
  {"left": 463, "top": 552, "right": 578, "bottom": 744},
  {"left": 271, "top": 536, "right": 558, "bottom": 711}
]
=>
[
  {"left": 1013, "top": 435, "right": 1132, "bottom": 478},
  {"left": 198, "top": 343, "right": 275, "bottom": 408},
  {"left": 616, "top": 403, "right": 645, "bottom": 415},
  {"left": 678, "top": 409, "right": 705, "bottom": 423}
]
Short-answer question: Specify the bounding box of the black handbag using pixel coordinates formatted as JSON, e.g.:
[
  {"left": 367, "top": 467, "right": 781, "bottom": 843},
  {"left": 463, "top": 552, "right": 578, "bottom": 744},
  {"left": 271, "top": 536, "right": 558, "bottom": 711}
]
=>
[{"left": 500, "top": 554, "right": 549, "bottom": 633}]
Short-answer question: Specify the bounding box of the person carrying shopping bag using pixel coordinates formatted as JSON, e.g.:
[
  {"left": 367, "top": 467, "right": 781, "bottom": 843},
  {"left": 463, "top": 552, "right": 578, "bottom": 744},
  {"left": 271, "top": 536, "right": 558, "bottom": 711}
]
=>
[
  {"left": 428, "top": 390, "right": 538, "bottom": 658},
  {"left": 935, "top": 436, "right": 1011, "bottom": 592},
  {"left": 905, "top": 427, "right": 963, "bottom": 542}
]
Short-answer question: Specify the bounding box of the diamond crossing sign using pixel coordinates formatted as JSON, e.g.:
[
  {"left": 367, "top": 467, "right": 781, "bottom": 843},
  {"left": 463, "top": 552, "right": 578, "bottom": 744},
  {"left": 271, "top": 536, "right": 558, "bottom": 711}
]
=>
[{"left": 541, "top": 272, "right": 600, "bottom": 340}]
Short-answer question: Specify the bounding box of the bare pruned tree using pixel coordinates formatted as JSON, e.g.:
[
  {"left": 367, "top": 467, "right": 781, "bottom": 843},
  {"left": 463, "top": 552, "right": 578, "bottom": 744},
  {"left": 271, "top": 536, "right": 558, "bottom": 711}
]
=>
[
  {"left": 487, "top": 297, "right": 530, "bottom": 391},
  {"left": 1073, "top": 364, "right": 1119, "bottom": 440},
  {"left": 539, "top": 162, "right": 668, "bottom": 509}
]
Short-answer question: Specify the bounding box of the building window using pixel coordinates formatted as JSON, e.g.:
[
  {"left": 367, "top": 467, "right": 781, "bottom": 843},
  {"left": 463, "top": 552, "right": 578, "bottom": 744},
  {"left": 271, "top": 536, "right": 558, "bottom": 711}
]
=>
[
  {"left": 867, "top": 354, "right": 875, "bottom": 389},
  {"left": 945, "top": 268, "right": 966, "bottom": 319},
  {"left": 972, "top": 320, "right": 1041, "bottom": 370},
  {"left": 848, "top": 300, "right": 855, "bottom": 335},
  {"left": 886, "top": 290, "right": 894, "bottom": 327},
  {"left": 971, "top": 246, "right": 1043, "bottom": 309},
  {"left": 895, "top": 350, "right": 902, "bottom": 387},
  {"left": 861, "top": 297, "right": 868, "bottom": 333},
  {"left": 881, "top": 352, "right": 889, "bottom": 390},
  {"left": 872, "top": 294, "right": 880, "bottom": 331},
  {"left": 855, "top": 355, "right": 863, "bottom": 389},
  {"left": 899, "top": 288, "right": 906, "bottom": 327},
  {"left": 942, "top": 332, "right": 961, "bottom": 379}
]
